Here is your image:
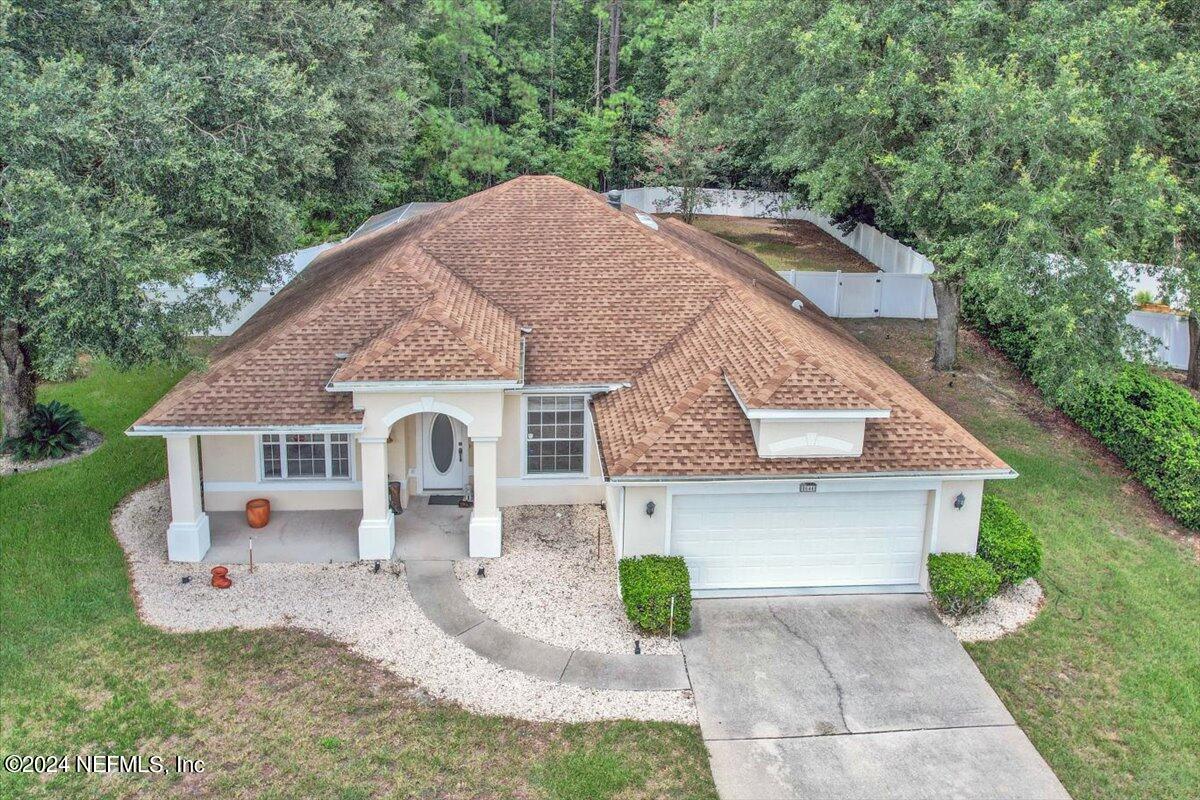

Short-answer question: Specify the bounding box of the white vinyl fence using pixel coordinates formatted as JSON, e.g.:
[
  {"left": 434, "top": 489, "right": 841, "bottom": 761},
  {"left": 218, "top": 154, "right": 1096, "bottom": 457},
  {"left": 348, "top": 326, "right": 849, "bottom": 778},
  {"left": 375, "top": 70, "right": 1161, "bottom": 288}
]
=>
[
  {"left": 619, "top": 186, "right": 935, "bottom": 275},
  {"left": 782, "top": 271, "right": 937, "bottom": 320},
  {"left": 620, "top": 185, "right": 1191, "bottom": 369},
  {"left": 1127, "top": 310, "right": 1191, "bottom": 370}
]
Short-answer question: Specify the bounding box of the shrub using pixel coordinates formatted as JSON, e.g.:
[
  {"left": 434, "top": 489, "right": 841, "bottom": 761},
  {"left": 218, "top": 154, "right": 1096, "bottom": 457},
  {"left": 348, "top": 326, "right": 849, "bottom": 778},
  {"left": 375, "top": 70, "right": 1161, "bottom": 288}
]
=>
[
  {"left": 1060, "top": 368, "right": 1200, "bottom": 531},
  {"left": 618, "top": 555, "right": 692, "bottom": 635},
  {"left": 6, "top": 401, "right": 86, "bottom": 461},
  {"left": 927, "top": 553, "right": 1000, "bottom": 617},
  {"left": 977, "top": 495, "right": 1043, "bottom": 586},
  {"left": 964, "top": 282, "right": 1200, "bottom": 532}
]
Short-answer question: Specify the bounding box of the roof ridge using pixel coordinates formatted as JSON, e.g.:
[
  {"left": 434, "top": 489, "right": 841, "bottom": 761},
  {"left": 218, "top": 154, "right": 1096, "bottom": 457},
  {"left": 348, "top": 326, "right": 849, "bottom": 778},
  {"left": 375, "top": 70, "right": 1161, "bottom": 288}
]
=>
[
  {"left": 144, "top": 185, "right": 531, "bottom": 420},
  {"left": 607, "top": 368, "right": 724, "bottom": 475}
]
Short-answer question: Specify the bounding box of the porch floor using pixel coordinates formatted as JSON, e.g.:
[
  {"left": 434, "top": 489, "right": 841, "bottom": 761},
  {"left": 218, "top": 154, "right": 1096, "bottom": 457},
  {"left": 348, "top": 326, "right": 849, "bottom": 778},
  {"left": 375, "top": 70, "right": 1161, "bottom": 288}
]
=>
[{"left": 203, "top": 497, "right": 470, "bottom": 564}]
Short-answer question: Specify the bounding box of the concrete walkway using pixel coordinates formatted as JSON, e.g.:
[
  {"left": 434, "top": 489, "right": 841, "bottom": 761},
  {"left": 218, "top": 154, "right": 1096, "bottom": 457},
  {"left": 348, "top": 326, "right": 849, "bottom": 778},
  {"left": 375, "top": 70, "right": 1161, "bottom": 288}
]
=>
[
  {"left": 405, "top": 560, "right": 690, "bottom": 691},
  {"left": 683, "top": 595, "right": 1070, "bottom": 800}
]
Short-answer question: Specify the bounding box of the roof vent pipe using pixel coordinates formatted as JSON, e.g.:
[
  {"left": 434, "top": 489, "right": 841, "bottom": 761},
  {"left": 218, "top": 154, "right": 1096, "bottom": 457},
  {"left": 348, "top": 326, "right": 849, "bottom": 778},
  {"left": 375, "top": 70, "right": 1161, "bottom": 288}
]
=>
[{"left": 606, "top": 190, "right": 622, "bottom": 210}]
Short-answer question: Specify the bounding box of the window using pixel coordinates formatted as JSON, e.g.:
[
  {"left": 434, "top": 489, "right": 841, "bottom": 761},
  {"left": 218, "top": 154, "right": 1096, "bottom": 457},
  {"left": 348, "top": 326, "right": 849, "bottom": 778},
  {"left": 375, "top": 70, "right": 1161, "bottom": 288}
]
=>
[
  {"left": 525, "top": 395, "right": 585, "bottom": 475},
  {"left": 259, "top": 433, "right": 354, "bottom": 481}
]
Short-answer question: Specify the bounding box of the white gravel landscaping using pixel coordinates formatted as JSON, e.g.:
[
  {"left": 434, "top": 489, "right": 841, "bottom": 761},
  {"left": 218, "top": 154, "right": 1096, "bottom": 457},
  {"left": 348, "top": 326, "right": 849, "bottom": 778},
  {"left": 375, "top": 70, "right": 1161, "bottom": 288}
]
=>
[
  {"left": 113, "top": 481, "right": 695, "bottom": 724},
  {"left": 455, "top": 505, "right": 681, "bottom": 656},
  {"left": 938, "top": 578, "right": 1046, "bottom": 643}
]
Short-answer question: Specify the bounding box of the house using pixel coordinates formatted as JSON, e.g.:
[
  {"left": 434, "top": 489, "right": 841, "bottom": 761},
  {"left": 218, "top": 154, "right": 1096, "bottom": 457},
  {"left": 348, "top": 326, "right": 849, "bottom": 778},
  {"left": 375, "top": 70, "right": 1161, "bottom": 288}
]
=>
[{"left": 129, "top": 176, "right": 1014, "bottom": 594}]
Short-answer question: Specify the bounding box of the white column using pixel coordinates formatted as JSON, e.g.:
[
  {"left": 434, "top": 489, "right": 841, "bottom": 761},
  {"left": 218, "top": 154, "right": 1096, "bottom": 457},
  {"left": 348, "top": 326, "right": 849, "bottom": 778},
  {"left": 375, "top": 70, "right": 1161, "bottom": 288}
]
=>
[
  {"left": 468, "top": 436, "right": 501, "bottom": 557},
  {"left": 165, "top": 434, "right": 210, "bottom": 562},
  {"left": 357, "top": 437, "right": 394, "bottom": 559}
]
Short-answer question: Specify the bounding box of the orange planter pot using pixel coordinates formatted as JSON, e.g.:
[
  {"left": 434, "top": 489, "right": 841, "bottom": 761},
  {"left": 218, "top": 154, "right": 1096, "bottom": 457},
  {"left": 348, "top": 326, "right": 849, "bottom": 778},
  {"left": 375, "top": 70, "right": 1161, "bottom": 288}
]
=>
[{"left": 245, "top": 498, "right": 271, "bottom": 528}]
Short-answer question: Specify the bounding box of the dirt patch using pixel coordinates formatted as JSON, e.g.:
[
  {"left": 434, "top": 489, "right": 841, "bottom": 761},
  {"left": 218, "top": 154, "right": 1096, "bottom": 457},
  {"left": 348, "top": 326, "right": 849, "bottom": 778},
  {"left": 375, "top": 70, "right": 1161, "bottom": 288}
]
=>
[
  {"left": 671, "top": 214, "right": 879, "bottom": 273},
  {"left": 844, "top": 319, "right": 1197, "bottom": 559}
]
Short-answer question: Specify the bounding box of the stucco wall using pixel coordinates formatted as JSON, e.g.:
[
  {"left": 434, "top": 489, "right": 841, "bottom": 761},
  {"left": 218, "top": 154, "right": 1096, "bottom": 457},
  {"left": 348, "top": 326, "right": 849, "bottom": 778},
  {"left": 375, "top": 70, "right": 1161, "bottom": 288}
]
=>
[
  {"left": 931, "top": 480, "right": 985, "bottom": 554},
  {"left": 620, "top": 485, "right": 669, "bottom": 556},
  {"left": 753, "top": 418, "right": 867, "bottom": 458},
  {"left": 493, "top": 393, "right": 605, "bottom": 506},
  {"left": 198, "top": 433, "right": 363, "bottom": 512}
]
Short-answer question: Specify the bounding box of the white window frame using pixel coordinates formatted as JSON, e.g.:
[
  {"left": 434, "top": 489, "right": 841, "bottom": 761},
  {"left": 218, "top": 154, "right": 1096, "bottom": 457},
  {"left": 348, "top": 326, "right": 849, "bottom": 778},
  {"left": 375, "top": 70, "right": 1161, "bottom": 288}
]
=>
[
  {"left": 520, "top": 394, "right": 589, "bottom": 479},
  {"left": 256, "top": 432, "right": 356, "bottom": 482}
]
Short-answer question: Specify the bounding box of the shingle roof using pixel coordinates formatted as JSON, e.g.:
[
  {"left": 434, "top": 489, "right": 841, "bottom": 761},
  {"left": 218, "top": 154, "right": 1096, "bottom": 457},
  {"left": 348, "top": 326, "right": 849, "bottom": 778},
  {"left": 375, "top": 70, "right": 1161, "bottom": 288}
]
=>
[{"left": 135, "top": 175, "right": 1007, "bottom": 478}]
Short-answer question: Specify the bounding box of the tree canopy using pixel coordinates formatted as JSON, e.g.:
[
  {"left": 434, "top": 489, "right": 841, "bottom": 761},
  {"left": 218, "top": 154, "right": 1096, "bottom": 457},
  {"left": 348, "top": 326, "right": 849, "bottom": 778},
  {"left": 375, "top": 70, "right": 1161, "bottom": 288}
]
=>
[{"left": 3, "top": 0, "right": 1198, "bottom": 440}]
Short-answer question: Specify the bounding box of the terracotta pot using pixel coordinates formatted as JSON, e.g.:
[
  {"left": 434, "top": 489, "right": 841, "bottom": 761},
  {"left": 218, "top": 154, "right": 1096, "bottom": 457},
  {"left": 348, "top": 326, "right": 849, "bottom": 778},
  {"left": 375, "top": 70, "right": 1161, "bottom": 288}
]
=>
[
  {"left": 245, "top": 498, "right": 271, "bottom": 528},
  {"left": 210, "top": 565, "right": 231, "bottom": 589}
]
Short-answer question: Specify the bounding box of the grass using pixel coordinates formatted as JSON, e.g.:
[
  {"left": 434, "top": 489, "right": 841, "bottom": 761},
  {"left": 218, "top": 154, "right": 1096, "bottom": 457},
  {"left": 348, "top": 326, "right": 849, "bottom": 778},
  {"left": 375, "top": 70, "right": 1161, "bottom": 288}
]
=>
[
  {"left": 677, "top": 214, "right": 878, "bottom": 273},
  {"left": 848, "top": 320, "right": 1200, "bottom": 800},
  {"left": 0, "top": 362, "right": 717, "bottom": 800}
]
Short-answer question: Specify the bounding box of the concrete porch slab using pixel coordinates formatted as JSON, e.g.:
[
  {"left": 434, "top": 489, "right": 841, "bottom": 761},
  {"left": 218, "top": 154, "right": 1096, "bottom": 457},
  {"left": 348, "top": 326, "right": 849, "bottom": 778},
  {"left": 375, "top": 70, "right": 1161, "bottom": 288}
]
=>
[
  {"left": 394, "top": 499, "right": 470, "bottom": 561},
  {"left": 205, "top": 509, "right": 359, "bottom": 564}
]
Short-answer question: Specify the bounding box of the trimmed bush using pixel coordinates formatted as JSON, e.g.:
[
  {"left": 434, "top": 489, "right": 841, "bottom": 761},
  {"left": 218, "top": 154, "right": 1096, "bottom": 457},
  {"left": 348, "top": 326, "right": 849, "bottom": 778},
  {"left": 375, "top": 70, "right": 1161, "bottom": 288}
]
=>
[
  {"left": 6, "top": 401, "right": 86, "bottom": 461},
  {"left": 618, "top": 555, "right": 692, "bottom": 635},
  {"left": 964, "top": 283, "right": 1200, "bottom": 532},
  {"left": 927, "top": 553, "right": 1000, "bottom": 617},
  {"left": 1060, "top": 367, "right": 1200, "bottom": 531},
  {"left": 977, "top": 495, "right": 1043, "bottom": 586}
]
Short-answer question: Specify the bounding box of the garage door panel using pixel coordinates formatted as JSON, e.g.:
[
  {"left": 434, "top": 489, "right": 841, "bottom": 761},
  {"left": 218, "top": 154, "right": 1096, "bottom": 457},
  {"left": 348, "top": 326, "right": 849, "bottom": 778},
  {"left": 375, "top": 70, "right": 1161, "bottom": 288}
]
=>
[{"left": 671, "top": 490, "right": 927, "bottom": 590}]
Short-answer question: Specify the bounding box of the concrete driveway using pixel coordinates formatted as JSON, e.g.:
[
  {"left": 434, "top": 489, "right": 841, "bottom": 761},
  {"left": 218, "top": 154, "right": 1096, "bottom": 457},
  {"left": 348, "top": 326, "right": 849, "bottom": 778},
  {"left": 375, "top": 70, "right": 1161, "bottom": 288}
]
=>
[{"left": 682, "top": 594, "right": 1069, "bottom": 800}]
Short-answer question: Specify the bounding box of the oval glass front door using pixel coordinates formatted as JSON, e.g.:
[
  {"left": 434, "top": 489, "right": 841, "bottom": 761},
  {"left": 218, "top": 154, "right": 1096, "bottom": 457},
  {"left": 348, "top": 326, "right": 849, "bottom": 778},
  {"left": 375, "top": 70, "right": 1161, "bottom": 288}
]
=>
[{"left": 430, "top": 414, "right": 454, "bottom": 474}]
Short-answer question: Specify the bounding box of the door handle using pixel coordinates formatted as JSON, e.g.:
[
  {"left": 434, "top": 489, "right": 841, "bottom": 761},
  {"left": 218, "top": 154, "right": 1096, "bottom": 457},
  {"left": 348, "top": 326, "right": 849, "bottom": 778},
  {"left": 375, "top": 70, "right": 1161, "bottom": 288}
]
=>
[{"left": 458, "top": 443, "right": 463, "bottom": 462}]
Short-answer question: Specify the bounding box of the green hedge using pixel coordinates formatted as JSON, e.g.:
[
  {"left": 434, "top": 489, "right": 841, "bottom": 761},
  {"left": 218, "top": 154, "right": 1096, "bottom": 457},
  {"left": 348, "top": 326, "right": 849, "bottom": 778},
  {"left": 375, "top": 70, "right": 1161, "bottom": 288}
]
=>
[
  {"left": 977, "top": 495, "right": 1043, "bottom": 586},
  {"left": 1059, "top": 368, "right": 1200, "bottom": 530},
  {"left": 964, "top": 283, "right": 1200, "bottom": 531},
  {"left": 928, "top": 553, "right": 1001, "bottom": 616},
  {"left": 618, "top": 555, "right": 692, "bottom": 635}
]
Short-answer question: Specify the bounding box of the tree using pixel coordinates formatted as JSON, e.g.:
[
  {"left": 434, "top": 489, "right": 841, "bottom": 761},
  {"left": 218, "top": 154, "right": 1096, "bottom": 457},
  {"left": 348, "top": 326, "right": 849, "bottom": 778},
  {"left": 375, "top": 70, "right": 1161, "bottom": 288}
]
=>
[
  {"left": 1150, "top": 31, "right": 1200, "bottom": 388},
  {"left": 669, "top": 0, "right": 1178, "bottom": 377},
  {"left": 639, "top": 99, "right": 723, "bottom": 222},
  {"left": 0, "top": 0, "right": 418, "bottom": 437}
]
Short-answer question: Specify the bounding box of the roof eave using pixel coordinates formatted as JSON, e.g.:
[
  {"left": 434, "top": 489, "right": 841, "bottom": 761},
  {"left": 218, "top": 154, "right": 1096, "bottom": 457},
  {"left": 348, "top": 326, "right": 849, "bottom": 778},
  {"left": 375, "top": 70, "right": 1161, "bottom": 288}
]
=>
[
  {"left": 326, "top": 379, "right": 523, "bottom": 394},
  {"left": 606, "top": 467, "right": 1019, "bottom": 484}
]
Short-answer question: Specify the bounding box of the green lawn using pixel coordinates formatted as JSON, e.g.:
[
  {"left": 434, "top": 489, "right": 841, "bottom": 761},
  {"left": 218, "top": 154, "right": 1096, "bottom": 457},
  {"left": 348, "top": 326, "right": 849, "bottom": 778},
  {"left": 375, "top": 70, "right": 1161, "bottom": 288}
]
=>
[
  {"left": 848, "top": 320, "right": 1200, "bottom": 800},
  {"left": 678, "top": 214, "right": 878, "bottom": 273},
  {"left": 5, "top": 331, "right": 1198, "bottom": 800},
  {"left": 0, "top": 362, "right": 716, "bottom": 800}
]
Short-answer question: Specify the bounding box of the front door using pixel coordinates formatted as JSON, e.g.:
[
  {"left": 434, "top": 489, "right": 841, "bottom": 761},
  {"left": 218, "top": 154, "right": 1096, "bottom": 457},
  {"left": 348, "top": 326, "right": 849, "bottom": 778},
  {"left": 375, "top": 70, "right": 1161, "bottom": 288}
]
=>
[{"left": 422, "top": 413, "right": 465, "bottom": 491}]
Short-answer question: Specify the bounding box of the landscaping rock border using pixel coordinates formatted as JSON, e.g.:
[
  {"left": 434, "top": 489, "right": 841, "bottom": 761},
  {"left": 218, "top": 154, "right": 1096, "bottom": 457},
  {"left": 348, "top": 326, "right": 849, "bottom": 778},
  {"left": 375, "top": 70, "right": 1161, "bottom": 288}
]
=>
[
  {"left": 937, "top": 578, "right": 1045, "bottom": 643},
  {"left": 112, "top": 481, "right": 695, "bottom": 724},
  {"left": 0, "top": 428, "right": 103, "bottom": 476},
  {"left": 455, "top": 504, "right": 681, "bottom": 656}
]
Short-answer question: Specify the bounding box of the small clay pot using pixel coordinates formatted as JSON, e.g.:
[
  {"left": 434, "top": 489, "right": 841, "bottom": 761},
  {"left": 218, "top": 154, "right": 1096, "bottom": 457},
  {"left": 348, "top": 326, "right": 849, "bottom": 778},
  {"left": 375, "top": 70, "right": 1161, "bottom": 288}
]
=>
[
  {"left": 210, "top": 565, "right": 232, "bottom": 589},
  {"left": 245, "top": 498, "right": 270, "bottom": 528}
]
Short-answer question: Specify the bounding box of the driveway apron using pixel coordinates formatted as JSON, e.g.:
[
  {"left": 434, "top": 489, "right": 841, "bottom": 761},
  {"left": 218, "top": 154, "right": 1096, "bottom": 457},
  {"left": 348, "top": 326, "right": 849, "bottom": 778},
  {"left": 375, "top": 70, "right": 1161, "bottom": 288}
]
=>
[{"left": 681, "top": 594, "right": 1070, "bottom": 800}]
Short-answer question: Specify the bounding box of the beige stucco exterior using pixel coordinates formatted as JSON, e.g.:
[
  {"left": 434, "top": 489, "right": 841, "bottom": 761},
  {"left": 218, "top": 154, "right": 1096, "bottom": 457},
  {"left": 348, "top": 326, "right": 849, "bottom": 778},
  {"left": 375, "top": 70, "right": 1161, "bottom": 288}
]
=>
[
  {"left": 159, "top": 385, "right": 999, "bottom": 575},
  {"left": 199, "top": 434, "right": 364, "bottom": 512},
  {"left": 932, "top": 479, "right": 985, "bottom": 554}
]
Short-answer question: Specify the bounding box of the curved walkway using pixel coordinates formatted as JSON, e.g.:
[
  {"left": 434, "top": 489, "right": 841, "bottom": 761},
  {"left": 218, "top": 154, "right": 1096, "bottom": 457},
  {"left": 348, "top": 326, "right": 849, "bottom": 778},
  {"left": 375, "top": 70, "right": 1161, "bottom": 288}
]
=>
[{"left": 406, "top": 560, "right": 690, "bottom": 691}]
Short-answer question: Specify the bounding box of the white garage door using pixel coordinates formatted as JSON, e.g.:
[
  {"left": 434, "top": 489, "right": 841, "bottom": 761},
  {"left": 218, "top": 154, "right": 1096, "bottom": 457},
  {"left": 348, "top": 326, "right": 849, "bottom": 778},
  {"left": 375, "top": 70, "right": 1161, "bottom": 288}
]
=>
[{"left": 670, "top": 490, "right": 927, "bottom": 590}]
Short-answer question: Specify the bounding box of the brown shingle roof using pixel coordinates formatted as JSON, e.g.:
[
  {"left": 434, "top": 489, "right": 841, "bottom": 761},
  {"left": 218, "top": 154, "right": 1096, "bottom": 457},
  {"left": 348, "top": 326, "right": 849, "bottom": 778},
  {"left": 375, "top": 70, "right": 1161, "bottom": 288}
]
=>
[{"left": 135, "top": 175, "right": 1007, "bottom": 478}]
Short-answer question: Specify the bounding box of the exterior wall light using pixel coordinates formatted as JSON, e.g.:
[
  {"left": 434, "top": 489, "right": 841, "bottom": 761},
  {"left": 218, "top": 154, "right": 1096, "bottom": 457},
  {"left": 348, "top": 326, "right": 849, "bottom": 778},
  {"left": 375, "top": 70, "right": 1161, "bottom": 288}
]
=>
[
  {"left": 645, "top": 501, "right": 656, "bottom": 517},
  {"left": 953, "top": 492, "right": 966, "bottom": 510}
]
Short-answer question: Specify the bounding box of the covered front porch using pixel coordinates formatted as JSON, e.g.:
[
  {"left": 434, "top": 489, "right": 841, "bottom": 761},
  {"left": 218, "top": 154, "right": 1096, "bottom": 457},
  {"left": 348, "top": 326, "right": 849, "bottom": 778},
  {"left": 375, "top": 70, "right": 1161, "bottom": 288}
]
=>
[
  {"left": 155, "top": 388, "right": 505, "bottom": 563},
  {"left": 202, "top": 497, "right": 470, "bottom": 564}
]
